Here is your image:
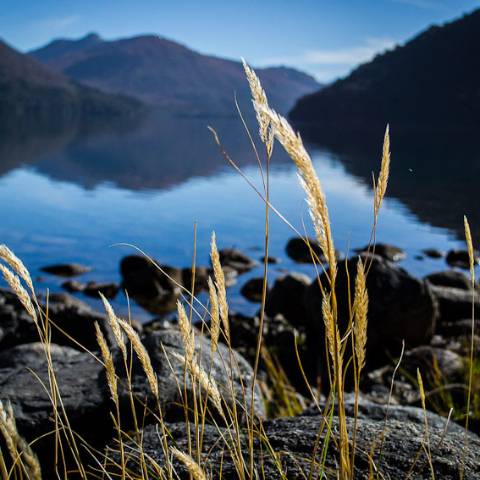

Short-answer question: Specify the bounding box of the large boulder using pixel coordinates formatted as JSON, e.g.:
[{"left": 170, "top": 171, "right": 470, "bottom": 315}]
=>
[
  {"left": 120, "top": 255, "right": 182, "bottom": 313},
  {"left": 355, "top": 243, "right": 406, "bottom": 262},
  {"left": 115, "top": 326, "right": 265, "bottom": 422},
  {"left": 304, "top": 255, "right": 438, "bottom": 372},
  {"left": 218, "top": 249, "right": 256, "bottom": 273},
  {"left": 429, "top": 285, "right": 480, "bottom": 324},
  {"left": 107, "top": 411, "right": 480, "bottom": 479},
  {"left": 425, "top": 270, "right": 472, "bottom": 290}
]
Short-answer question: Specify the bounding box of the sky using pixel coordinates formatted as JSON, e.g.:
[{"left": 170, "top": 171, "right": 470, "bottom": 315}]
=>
[{"left": 1, "top": 0, "right": 478, "bottom": 82}]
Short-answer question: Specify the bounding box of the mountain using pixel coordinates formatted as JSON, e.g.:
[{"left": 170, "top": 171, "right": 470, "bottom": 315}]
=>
[
  {"left": 290, "top": 8, "right": 480, "bottom": 133},
  {"left": 30, "top": 33, "right": 320, "bottom": 116},
  {"left": 0, "top": 39, "right": 143, "bottom": 125}
]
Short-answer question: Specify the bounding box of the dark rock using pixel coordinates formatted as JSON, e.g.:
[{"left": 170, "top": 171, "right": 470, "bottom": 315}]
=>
[
  {"left": 40, "top": 263, "right": 91, "bottom": 277},
  {"left": 109, "top": 412, "right": 480, "bottom": 479},
  {"left": 286, "top": 236, "right": 324, "bottom": 263},
  {"left": 83, "top": 281, "right": 119, "bottom": 299},
  {"left": 260, "top": 255, "right": 280, "bottom": 264},
  {"left": 425, "top": 270, "right": 472, "bottom": 290},
  {"left": 423, "top": 248, "right": 445, "bottom": 259},
  {"left": 61, "top": 279, "right": 85, "bottom": 293},
  {"left": 0, "top": 342, "right": 111, "bottom": 473},
  {"left": 415, "top": 255, "right": 424, "bottom": 260},
  {"left": 218, "top": 249, "right": 256, "bottom": 273},
  {"left": 440, "top": 318, "right": 480, "bottom": 339},
  {"left": 446, "top": 249, "right": 480, "bottom": 269},
  {"left": 181, "top": 266, "right": 210, "bottom": 292},
  {"left": 221, "top": 265, "right": 238, "bottom": 287},
  {"left": 430, "top": 285, "right": 480, "bottom": 324},
  {"left": 116, "top": 326, "right": 265, "bottom": 422},
  {"left": 240, "top": 277, "right": 266, "bottom": 303},
  {"left": 305, "top": 255, "right": 438, "bottom": 374},
  {"left": 120, "top": 255, "right": 181, "bottom": 313},
  {"left": 355, "top": 243, "right": 406, "bottom": 262},
  {"left": 265, "top": 272, "right": 310, "bottom": 327}
]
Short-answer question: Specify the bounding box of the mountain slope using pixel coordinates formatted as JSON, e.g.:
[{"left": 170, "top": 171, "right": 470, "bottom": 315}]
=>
[
  {"left": 0, "top": 39, "right": 143, "bottom": 123},
  {"left": 290, "top": 8, "right": 480, "bottom": 133},
  {"left": 30, "top": 33, "right": 320, "bottom": 116}
]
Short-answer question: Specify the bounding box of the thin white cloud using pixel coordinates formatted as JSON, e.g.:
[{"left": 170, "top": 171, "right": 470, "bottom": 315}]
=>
[
  {"left": 390, "top": 0, "right": 447, "bottom": 9},
  {"left": 35, "top": 15, "right": 81, "bottom": 31}
]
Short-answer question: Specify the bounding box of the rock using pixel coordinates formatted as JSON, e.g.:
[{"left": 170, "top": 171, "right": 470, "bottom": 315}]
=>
[
  {"left": 440, "top": 318, "right": 480, "bottom": 339},
  {"left": 115, "top": 326, "right": 265, "bottom": 422},
  {"left": 218, "top": 249, "right": 256, "bottom": 273},
  {"left": 40, "top": 263, "right": 91, "bottom": 277},
  {"left": 120, "top": 255, "right": 181, "bottom": 313},
  {"left": 430, "top": 285, "right": 480, "bottom": 323},
  {"left": 425, "top": 270, "right": 472, "bottom": 290},
  {"left": 286, "top": 236, "right": 324, "bottom": 263},
  {"left": 228, "top": 312, "right": 307, "bottom": 390},
  {"left": 265, "top": 272, "right": 310, "bottom": 327},
  {"left": 423, "top": 248, "right": 445, "bottom": 259},
  {"left": 0, "top": 343, "right": 111, "bottom": 473},
  {"left": 446, "top": 249, "right": 480, "bottom": 269},
  {"left": 83, "top": 281, "right": 119, "bottom": 299},
  {"left": 305, "top": 255, "right": 438, "bottom": 373},
  {"left": 61, "top": 279, "right": 85, "bottom": 292},
  {"left": 240, "top": 277, "right": 266, "bottom": 303},
  {"left": 260, "top": 255, "right": 280, "bottom": 264},
  {"left": 181, "top": 266, "right": 210, "bottom": 292},
  {"left": 109, "top": 412, "right": 480, "bottom": 479},
  {"left": 355, "top": 243, "right": 406, "bottom": 262}
]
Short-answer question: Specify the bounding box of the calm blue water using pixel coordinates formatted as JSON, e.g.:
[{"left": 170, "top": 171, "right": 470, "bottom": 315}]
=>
[{"left": 0, "top": 113, "right": 471, "bottom": 320}]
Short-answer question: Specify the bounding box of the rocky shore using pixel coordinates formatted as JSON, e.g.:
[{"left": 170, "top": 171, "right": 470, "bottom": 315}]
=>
[{"left": 1, "top": 238, "right": 479, "bottom": 477}]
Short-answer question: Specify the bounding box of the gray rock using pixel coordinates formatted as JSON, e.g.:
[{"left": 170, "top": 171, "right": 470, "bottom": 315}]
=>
[
  {"left": 430, "top": 285, "right": 480, "bottom": 323},
  {"left": 61, "top": 280, "right": 85, "bottom": 292},
  {"left": 108, "top": 412, "right": 480, "bottom": 479},
  {"left": 265, "top": 272, "right": 310, "bottom": 327},
  {"left": 305, "top": 255, "right": 438, "bottom": 372},
  {"left": 355, "top": 243, "right": 406, "bottom": 262},
  {"left": 115, "top": 327, "right": 265, "bottom": 422},
  {"left": 425, "top": 270, "right": 471, "bottom": 290},
  {"left": 40, "top": 263, "right": 91, "bottom": 277}
]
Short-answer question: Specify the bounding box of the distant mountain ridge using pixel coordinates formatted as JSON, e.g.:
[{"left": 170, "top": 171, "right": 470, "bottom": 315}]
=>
[
  {"left": 0, "top": 39, "right": 143, "bottom": 124},
  {"left": 290, "top": 8, "right": 480, "bottom": 133},
  {"left": 30, "top": 33, "right": 320, "bottom": 116}
]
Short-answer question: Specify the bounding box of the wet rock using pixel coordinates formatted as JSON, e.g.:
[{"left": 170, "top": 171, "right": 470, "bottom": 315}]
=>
[
  {"left": 218, "top": 249, "right": 256, "bottom": 273},
  {"left": 265, "top": 272, "right": 310, "bottom": 327},
  {"left": 40, "top": 263, "right": 91, "bottom": 277},
  {"left": 116, "top": 326, "right": 265, "bottom": 422},
  {"left": 61, "top": 279, "right": 85, "bottom": 292},
  {"left": 260, "top": 255, "right": 280, "bottom": 264},
  {"left": 181, "top": 266, "right": 210, "bottom": 292},
  {"left": 222, "top": 265, "right": 238, "bottom": 287},
  {"left": 109, "top": 412, "right": 480, "bottom": 479},
  {"left": 0, "top": 343, "right": 110, "bottom": 472},
  {"left": 446, "top": 249, "right": 480, "bottom": 269},
  {"left": 305, "top": 255, "right": 438, "bottom": 373},
  {"left": 240, "top": 277, "right": 266, "bottom": 303},
  {"left": 425, "top": 270, "right": 472, "bottom": 290},
  {"left": 355, "top": 243, "right": 406, "bottom": 262},
  {"left": 423, "top": 248, "right": 445, "bottom": 259},
  {"left": 430, "top": 285, "right": 480, "bottom": 323},
  {"left": 286, "top": 236, "right": 324, "bottom": 263},
  {"left": 83, "top": 281, "right": 120, "bottom": 299},
  {"left": 120, "top": 255, "right": 181, "bottom": 313}
]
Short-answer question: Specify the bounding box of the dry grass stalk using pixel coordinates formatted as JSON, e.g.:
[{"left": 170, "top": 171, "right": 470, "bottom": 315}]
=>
[
  {"left": 353, "top": 257, "right": 368, "bottom": 373},
  {"left": 0, "top": 401, "right": 42, "bottom": 479},
  {"left": 464, "top": 216, "right": 475, "bottom": 284},
  {"left": 171, "top": 447, "right": 207, "bottom": 480},
  {"left": 99, "top": 293, "right": 127, "bottom": 360},
  {"left": 210, "top": 232, "right": 230, "bottom": 339},
  {"left": 95, "top": 322, "right": 118, "bottom": 405},
  {"left": 374, "top": 125, "right": 390, "bottom": 216},
  {"left": 0, "top": 264, "right": 37, "bottom": 323},
  {"left": 0, "top": 244, "right": 35, "bottom": 297},
  {"left": 208, "top": 277, "right": 220, "bottom": 355},
  {"left": 261, "top": 106, "right": 337, "bottom": 277},
  {"left": 118, "top": 318, "right": 158, "bottom": 398},
  {"left": 177, "top": 300, "right": 196, "bottom": 364},
  {"left": 170, "top": 351, "right": 224, "bottom": 418},
  {"left": 242, "top": 59, "right": 274, "bottom": 156},
  {"left": 321, "top": 293, "right": 341, "bottom": 365}
]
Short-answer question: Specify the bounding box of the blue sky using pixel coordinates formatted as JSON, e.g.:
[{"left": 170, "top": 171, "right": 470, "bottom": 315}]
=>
[{"left": 1, "top": 0, "right": 478, "bottom": 81}]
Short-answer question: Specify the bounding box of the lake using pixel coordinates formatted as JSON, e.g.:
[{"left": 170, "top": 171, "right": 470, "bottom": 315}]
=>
[{"left": 0, "top": 112, "right": 477, "bottom": 320}]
